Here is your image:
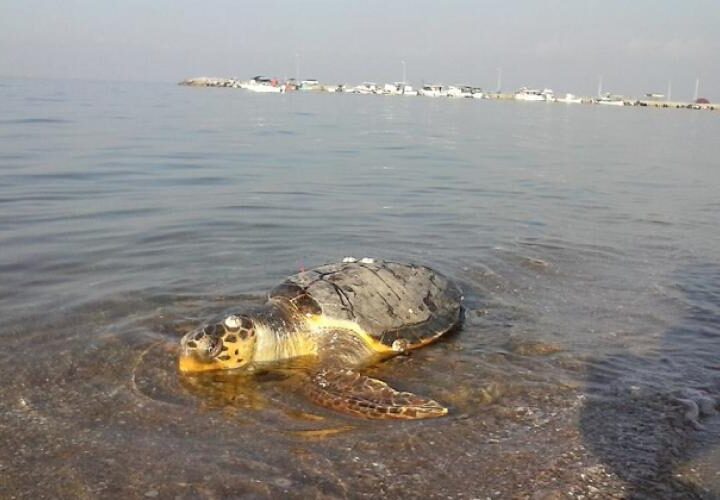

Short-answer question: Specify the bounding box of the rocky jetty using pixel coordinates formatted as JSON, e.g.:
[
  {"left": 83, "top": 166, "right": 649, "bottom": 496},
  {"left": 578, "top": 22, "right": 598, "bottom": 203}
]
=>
[
  {"left": 179, "top": 77, "right": 241, "bottom": 88},
  {"left": 178, "top": 74, "right": 716, "bottom": 111}
]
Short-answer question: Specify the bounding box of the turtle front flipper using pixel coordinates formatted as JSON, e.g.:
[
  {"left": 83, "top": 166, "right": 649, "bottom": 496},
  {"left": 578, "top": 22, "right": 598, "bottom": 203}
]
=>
[{"left": 305, "top": 368, "right": 447, "bottom": 420}]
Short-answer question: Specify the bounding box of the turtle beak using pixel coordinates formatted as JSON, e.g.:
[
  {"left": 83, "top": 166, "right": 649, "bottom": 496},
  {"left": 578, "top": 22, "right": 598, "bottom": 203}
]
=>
[
  {"left": 179, "top": 329, "right": 225, "bottom": 373},
  {"left": 180, "top": 326, "right": 224, "bottom": 361}
]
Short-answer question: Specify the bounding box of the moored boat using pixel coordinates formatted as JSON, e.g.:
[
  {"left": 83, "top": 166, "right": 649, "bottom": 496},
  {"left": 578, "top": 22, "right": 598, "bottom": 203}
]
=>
[
  {"left": 299, "top": 79, "right": 321, "bottom": 91},
  {"left": 244, "top": 76, "right": 285, "bottom": 93},
  {"left": 419, "top": 84, "right": 446, "bottom": 97},
  {"left": 595, "top": 93, "right": 626, "bottom": 106},
  {"left": 515, "top": 87, "right": 551, "bottom": 101},
  {"left": 351, "top": 82, "right": 378, "bottom": 94},
  {"left": 401, "top": 84, "right": 418, "bottom": 96},
  {"left": 555, "top": 93, "right": 583, "bottom": 104}
]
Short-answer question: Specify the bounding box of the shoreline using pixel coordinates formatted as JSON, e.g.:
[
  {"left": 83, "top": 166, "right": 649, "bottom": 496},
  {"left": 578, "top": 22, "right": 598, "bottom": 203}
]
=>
[{"left": 179, "top": 76, "right": 718, "bottom": 112}]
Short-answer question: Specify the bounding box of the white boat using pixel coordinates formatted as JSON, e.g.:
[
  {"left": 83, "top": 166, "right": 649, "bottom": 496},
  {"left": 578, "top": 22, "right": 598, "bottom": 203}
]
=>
[
  {"left": 595, "top": 93, "right": 625, "bottom": 106},
  {"left": 471, "top": 87, "right": 484, "bottom": 99},
  {"left": 446, "top": 86, "right": 463, "bottom": 98},
  {"left": 299, "top": 79, "right": 321, "bottom": 91},
  {"left": 597, "top": 99, "right": 625, "bottom": 106},
  {"left": 244, "top": 76, "right": 284, "bottom": 93},
  {"left": 401, "top": 84, "right": 418, "bottom": 96},
  {"left": 445, "top": 86, "right": 473, "bottom": 98},
  {"left": 555, "top": 93, "right": 582, "bottom": 104},
  {"left": 246, "top": 82, "right": 284, "bottom": 93},
  {"left": 459, "top": 86, "right": 475, "bottom": 98},
  {"left": 382, "top": 83, "right": 402, "bottom": 95},
  {"left": 515, "top": 87, "right": 545, "bottom": 101},
  {"left": 515, "top": 87, "right": 552, "bottom": 101},
  {"left": 386, "top": 82, "right": 417, "bottom": 96},
  {"left": 352, "top": 82, "right": 378, "bottom": 94},
  {"left": 419, "top": 84, "right": 445, "bottom": 97}
]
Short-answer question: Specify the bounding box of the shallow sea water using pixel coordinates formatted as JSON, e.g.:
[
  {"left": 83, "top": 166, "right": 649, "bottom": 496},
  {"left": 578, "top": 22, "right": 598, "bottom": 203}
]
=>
[{"left": 1, "top": 79, "right": 720, "bottom": 498}]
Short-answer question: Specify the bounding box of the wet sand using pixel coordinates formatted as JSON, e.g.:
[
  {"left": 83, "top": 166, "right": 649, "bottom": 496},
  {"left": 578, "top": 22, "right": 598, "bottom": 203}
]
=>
[{"left": 1, "top": 274, "right": 718, "bottom": 499}]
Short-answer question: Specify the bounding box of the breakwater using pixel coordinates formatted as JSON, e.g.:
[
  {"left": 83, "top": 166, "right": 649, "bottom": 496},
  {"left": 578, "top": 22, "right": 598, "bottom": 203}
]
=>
[{"left": 179, "top": 76, "right": 717, "bottom": 112}]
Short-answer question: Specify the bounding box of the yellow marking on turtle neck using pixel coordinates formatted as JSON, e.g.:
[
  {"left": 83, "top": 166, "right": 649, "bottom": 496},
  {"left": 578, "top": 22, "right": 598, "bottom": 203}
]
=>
[
  {"left": 304, "top": 315, "right": 395, "bottom": 355},
  {"left": 251, "top": 320, "right": 318, "bottom": 364}
]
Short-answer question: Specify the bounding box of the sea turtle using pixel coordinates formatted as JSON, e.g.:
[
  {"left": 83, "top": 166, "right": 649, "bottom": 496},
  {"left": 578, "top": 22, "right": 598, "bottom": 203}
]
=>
[{"left": 178, "top": 258, "right": 463, "bottom": 419}]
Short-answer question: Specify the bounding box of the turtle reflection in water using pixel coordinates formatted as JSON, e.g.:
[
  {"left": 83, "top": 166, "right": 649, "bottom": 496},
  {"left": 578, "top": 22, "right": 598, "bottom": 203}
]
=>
[{"left": 179, "top": 259, "right": 463, "bottom": 419}]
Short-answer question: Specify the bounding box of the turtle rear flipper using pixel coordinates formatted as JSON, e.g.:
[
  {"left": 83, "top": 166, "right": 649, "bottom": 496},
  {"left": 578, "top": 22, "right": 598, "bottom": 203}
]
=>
[{"left": 305, "top": 368, "right": 447, "bottom": 420}]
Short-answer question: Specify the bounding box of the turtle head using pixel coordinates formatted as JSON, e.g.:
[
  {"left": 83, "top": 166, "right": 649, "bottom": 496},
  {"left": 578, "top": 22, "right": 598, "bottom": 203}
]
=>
[{"left": 178, "top": 314, "right": 257, "bottom": 373}]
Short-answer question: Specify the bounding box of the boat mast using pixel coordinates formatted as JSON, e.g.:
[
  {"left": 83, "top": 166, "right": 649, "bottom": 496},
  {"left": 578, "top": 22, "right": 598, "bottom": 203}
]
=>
[
  {"left": 694, "top": 77, "right": 700, "bottom": 101},
  {"left": 597, "top": 75, "right": 603, "bottom": 97},
  {"left": 295, "top": 53, "right": 300, "bottom": 82}
]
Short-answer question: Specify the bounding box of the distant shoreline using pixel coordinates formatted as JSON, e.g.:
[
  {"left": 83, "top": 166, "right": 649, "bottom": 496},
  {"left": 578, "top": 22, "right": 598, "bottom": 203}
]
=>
[{"left": 179, "top": 76, "right": 717, "bottom": 112}]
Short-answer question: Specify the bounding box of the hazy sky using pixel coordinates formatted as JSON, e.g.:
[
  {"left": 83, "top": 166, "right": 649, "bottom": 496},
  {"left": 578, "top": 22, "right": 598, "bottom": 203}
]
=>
[{"left": 1, "top": 0, "right": 717, "bottom": 99}]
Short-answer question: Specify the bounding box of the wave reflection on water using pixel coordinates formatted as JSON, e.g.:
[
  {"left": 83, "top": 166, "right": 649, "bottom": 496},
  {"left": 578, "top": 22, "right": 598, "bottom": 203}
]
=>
[{"left": 1, "top": 79, "right": 720, "bottom": 498}]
